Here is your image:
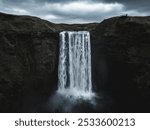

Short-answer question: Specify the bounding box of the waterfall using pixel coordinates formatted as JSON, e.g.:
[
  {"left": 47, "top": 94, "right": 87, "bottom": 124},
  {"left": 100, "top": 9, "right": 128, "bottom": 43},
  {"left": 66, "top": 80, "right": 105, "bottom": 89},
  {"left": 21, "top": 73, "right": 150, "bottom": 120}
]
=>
[{"left": 57, "top": 31, "right": 94, "bottom": 99}]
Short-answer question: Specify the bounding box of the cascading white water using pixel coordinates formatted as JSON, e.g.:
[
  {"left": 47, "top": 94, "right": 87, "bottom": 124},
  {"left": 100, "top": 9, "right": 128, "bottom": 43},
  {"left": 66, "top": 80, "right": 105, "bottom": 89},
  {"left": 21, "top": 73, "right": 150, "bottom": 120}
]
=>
[{"left": 57, "top": 31, "right": 94, "bottom": 99}]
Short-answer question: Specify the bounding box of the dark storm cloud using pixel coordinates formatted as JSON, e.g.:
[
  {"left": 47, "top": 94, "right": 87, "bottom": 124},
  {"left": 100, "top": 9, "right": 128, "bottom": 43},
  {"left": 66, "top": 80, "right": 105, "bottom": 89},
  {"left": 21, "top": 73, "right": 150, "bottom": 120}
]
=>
[
  {"left": 102, "top": 0, "right": 150, "bottom": 11},
  {"left": 0, "top": 0, "right": 149, "bottom": 23}
]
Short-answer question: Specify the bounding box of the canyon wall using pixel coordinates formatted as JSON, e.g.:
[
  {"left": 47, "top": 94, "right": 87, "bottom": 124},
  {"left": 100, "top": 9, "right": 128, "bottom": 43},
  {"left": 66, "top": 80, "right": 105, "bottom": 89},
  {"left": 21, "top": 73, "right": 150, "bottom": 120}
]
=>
[{"left": 0, "top": 12, "right": 150, "bottom": 112}]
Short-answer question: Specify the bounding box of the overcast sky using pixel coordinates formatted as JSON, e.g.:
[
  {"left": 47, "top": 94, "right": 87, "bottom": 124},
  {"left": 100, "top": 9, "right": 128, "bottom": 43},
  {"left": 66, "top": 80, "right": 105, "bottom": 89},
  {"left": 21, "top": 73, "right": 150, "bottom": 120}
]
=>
[{"left": 0, "top": 0, "right": 150, "bottom": 23}]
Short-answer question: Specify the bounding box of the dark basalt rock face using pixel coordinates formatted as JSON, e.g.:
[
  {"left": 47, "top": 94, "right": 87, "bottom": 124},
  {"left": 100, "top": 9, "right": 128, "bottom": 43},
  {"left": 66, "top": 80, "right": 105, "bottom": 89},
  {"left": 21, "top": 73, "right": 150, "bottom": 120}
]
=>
[
  {"left": 91, "top": 16, "right": 150, "bottom": 112},
  {"left": 0, "top": 13, "right": 59, "bottom": 112},
  {"left": 0, "top": 12, "right": 150, "bottom": 112}
]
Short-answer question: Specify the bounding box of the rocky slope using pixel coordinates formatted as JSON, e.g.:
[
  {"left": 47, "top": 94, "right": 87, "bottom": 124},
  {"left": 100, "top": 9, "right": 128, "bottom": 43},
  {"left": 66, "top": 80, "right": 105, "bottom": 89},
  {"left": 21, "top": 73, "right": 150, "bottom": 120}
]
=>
[
  {"left": 0, "top": 12, "right": 60, "bottom": 112},
  {"left": 0, "top": 12, "right": 150, "bottom": 112}
]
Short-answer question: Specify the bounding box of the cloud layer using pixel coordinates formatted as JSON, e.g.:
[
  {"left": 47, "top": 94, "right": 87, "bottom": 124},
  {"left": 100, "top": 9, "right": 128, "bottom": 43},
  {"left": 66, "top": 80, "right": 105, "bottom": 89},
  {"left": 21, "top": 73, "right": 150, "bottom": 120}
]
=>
[{"left": 0, "top": 0, "right": 149, "bottom": 23}]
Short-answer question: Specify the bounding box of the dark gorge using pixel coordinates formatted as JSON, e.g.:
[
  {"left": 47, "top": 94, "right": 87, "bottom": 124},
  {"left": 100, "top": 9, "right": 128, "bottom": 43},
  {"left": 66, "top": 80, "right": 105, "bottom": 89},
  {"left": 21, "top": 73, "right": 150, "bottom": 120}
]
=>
[{"left": 0, "top": 12, "right": 150, "bottom": 112}]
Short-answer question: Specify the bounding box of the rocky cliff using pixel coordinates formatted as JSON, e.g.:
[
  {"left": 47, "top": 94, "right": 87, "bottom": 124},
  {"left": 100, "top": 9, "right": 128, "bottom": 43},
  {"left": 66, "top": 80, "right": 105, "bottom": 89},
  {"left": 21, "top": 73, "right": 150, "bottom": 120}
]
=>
[
  {"left": 91, "top": 16, "right": 150, "bottom": 112},
  {"left": 0, "top": 12, "right": 150, "bottom": 112}
]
